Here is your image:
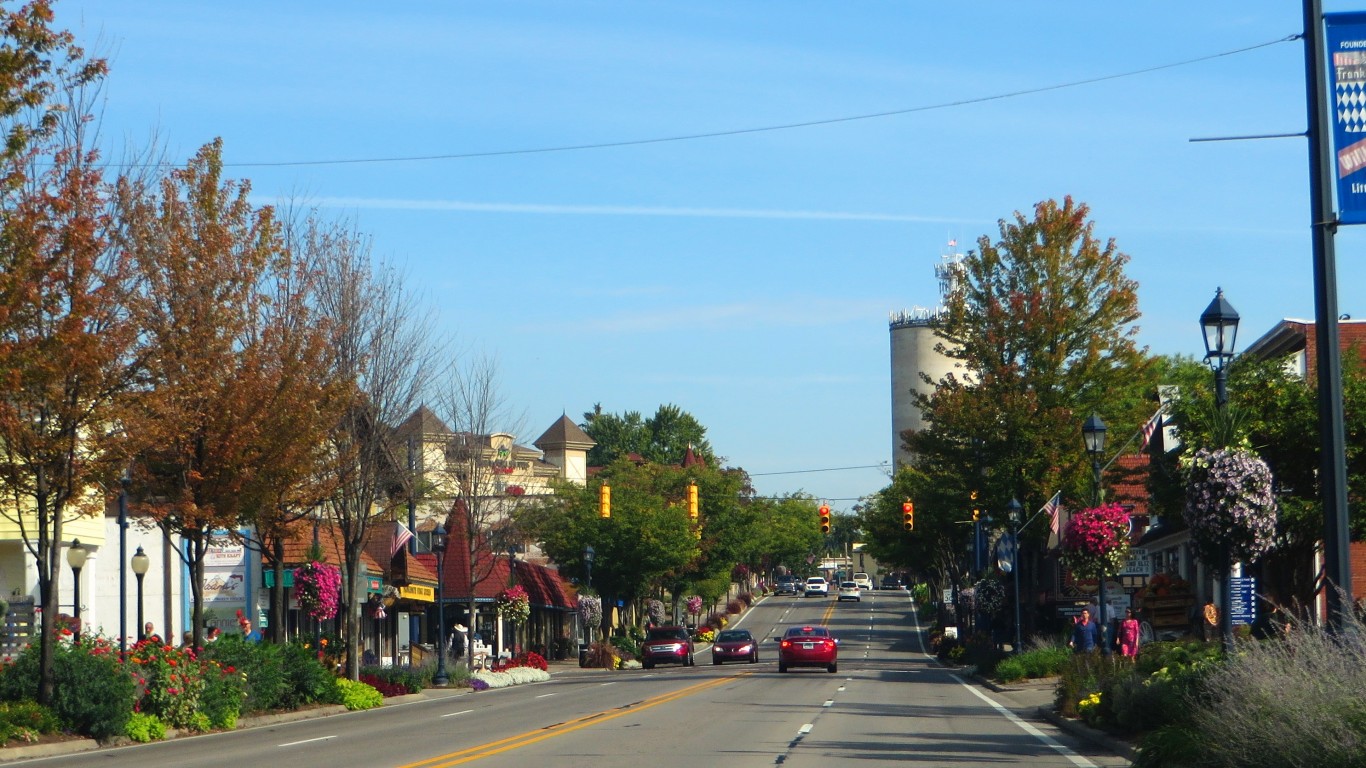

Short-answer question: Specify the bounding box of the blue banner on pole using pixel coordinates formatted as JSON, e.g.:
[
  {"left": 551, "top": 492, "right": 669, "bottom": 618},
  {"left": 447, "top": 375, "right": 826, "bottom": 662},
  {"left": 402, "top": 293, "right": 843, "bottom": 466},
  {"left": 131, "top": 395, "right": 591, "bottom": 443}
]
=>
[{"left": 1325, "top": 12, "right": 1366, "bottom": 224}]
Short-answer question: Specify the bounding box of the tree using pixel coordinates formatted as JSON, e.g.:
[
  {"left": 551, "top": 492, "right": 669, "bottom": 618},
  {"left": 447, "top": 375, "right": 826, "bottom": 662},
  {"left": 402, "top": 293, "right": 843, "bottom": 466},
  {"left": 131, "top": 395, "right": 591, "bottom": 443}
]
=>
[
  {"left": 430, "top": 353, "right": 535, "bottom": 665},
  {"left": 582, "top": 403, "right": 715, "bottom": 467},
  {"left": 907, "top": 197, "right": 1155, "bottom": 548},
  {"left": 119, "top": 138, "right": 289, "bottom": 649},
  {"left": 315, "top": 231, "right": 432, "bottom": 679},
  {"left": 0, "top": 2, "right": 121, "bottom": 705}
]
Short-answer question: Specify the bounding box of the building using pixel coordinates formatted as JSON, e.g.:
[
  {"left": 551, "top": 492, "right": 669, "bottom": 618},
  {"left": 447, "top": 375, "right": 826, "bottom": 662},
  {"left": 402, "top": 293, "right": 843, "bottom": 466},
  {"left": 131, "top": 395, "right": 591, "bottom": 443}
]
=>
[{"left": 889, "top": 250, "right": 966, "bottom": 467}]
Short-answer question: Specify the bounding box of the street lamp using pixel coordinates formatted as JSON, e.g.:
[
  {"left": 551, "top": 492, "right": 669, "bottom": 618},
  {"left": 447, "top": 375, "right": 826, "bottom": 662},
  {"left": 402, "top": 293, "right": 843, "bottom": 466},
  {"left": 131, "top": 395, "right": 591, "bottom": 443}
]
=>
[
  {"left": 432, "top": 524, "right": 449, "bottom": 686},
  {"left": 1006, "top": 498, "right": 1024, "bottom": 654},
  {"left": 1200, "top": 288, "right": 1240, "bottom": 408},
  {"left": 584, "top": 545, "right": 595, "bottom": 590},
  {"left": 1081, "top": 414, "right": 1111, "bottom": 655},
  {"left": 131, "top": 546, "right": 150, "bottom": 642},
  {"left": 1201, "top": 288, "right": 1240, "bottom": 651},
  {"left": 67, "top": 539, "right": 88, "bottom": 638}
]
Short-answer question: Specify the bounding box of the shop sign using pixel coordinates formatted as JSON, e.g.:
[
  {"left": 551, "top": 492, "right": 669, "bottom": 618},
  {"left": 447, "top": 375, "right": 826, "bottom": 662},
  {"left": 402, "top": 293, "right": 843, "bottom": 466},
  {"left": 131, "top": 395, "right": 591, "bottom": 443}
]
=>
[{"left": 399, "top": 584, "right": 435, "bottom": 602}]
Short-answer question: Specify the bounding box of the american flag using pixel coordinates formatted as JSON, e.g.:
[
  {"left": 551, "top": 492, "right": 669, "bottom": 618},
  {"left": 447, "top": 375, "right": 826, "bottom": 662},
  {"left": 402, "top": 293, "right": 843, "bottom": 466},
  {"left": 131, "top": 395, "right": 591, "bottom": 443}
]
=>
[
  {"left": 391, "top": 521, "right": 414, "bottom": 558},
  {"left": 1044, "top": 492, "right": 1062, "bottom": 538},
  {"left": 1138, "top": 408, "right": 1164, "bottom": 452}
]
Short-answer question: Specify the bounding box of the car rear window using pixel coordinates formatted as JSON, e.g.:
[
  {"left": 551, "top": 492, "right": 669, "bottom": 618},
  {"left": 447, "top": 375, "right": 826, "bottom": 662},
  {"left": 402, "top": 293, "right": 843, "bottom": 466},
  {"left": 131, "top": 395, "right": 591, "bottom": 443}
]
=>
[
  {"left": 841, "top": 582, "right": 858, "bottom": 588},
  {"left": 646, "top": 628, "right": 688, "bottom": 641}
]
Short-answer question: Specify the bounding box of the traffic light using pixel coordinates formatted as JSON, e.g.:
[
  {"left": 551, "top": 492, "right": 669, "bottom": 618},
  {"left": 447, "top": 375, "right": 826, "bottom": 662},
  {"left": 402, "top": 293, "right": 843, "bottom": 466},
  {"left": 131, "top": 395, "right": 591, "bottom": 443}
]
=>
[
  {"left": 972, "top": 509, "right": 980, "bottom": 522},
  {"left": 687, "top": 482, "right": 699, "bottom": 520},
  {"left": 599, "top": 484, "right": 611, "bottom": 519},
  {"left": 971, "top": 489, "right": 980, "bottom": 522},
  {"left": 819, "top": 504, "right": 831, "bottom": 534},
  {"left": 903, "top": 501, "right": 915, "bottom": 531}
]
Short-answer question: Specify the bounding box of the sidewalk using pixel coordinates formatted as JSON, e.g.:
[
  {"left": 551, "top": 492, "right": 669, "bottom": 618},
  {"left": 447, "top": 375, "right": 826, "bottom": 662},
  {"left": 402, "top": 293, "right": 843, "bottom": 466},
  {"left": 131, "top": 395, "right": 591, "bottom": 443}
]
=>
[{"left": 970, "top": 673, "right": 1137, "bottom": 763}]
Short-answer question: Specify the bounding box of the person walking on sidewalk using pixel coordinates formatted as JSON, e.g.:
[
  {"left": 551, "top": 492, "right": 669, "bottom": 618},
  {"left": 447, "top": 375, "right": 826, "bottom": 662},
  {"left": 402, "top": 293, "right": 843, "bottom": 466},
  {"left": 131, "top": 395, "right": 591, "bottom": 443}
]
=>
[
  {"left": 1118, "top": 608, "right": 1141, "bottom": 658},
  {"left": 1069, "top": 608, "right": 1100, "bottom": 653}
]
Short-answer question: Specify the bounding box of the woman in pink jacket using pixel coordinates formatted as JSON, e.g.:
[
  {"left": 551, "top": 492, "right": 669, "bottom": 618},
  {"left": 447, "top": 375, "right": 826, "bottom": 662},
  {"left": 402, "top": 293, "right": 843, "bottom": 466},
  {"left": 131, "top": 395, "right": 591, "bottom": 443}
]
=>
[{"left": 1118, "top": 608, "right": 1141, "bottom": 657}]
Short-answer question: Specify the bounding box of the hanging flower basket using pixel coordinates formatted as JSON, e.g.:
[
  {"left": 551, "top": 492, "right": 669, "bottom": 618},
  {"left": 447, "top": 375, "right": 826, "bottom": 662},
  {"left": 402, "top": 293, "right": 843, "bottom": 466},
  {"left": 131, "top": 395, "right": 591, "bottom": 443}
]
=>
[
  {"left": 1061, "top": 503, "right": 1131, "bottom": 578},
  {"left": 294, "top": 561, "right": 342, "bottom": 622},
  {"left": 974, "top": 576, "right": 1007, "bottom": 616},
  {"left": 578, "top": 595, "right": 602, "bottom": 626},
  {"left": 1182, "top": 447, "right": 1277, "bottom": 568},
  {"left": 498, "top": 585, "right": 531, "bottom": 626}
]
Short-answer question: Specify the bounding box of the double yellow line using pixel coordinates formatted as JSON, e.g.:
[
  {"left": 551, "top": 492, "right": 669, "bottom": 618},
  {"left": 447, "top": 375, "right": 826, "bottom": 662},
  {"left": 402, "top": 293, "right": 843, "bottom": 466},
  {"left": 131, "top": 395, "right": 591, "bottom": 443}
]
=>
[{"left": 397, "top": 672, "right": 750, "bottom": 767}]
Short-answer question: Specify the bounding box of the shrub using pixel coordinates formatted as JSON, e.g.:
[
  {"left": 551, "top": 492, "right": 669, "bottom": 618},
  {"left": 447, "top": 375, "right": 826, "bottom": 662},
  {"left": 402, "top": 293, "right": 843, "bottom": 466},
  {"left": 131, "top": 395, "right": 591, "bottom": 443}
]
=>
[
  {"left": 1055, "top": 651, "right": 1132, "bottom": 718},
  {"left": 279, "top": 641, "right": 341, "bottom": 708},
  {"left": 726, "top": 598, "right": 744, "bottom": 615},
  {"left": 998, "top": 644, "right": 1070, "bottom": 681},
  {"left": 127, "top": 638, "right": 205, "bottom": 729},
  {"left": 610, "top": 633, "right": 639, "bottom": 660},
  {"left": 51, "top": 637, "right": 137, "bottom": 742},
  {"left": 124, "top": 712, "right": 166, "bottom": 743},
  {"left": 506, "top": 651, "right": 548, "bottom": 671},
  {"left": 585, "top": 641, "right": 619, "bottom": 670},
  {"left": 0, "top": 700, "right": 60, "bottom": 746},
  {"left": 738, "top": 592, "right": 754, "bottom": 606},
  {"left": 360, "top": 662, "right": 433, "bottom": 695},
  {"left": 198, "top": 659, "right": 246, "bottom": 729},
  {"left": 359, "top": 673, "right": 409, "bottom": 697},
  {"left": 202, "top": 636, "right": 287, "bottom": 712},
  {"left": 335, "top": 678, "right": 382, "bottom": 710},
  {"left": 993, "top": 657, "right": 1027, "bottom": 683}
]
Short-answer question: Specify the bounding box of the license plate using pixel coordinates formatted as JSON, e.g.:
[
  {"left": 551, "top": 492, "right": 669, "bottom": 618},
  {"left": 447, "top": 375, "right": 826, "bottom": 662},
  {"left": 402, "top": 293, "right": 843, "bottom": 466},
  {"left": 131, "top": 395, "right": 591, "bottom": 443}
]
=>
[{"left": 802, "top": 643, "right": 814, "bottom": 649}]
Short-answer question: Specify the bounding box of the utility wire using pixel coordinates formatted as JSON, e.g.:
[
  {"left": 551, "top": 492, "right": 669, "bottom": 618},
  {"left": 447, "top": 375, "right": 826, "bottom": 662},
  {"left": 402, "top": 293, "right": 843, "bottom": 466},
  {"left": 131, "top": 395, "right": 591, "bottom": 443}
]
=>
[
  {"left": 213, "top": 35, "right": 1295, "bottom": 169},
  {"left": 749, "top": 463, "right": 888, "bottom": 477}
]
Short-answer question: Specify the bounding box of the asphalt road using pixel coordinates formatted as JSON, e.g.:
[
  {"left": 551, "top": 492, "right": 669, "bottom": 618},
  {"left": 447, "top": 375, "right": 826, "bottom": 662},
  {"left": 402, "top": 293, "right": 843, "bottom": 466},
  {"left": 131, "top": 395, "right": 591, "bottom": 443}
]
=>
[{"left": 13, "top": 593, "right": 1130, "bottom": 767}]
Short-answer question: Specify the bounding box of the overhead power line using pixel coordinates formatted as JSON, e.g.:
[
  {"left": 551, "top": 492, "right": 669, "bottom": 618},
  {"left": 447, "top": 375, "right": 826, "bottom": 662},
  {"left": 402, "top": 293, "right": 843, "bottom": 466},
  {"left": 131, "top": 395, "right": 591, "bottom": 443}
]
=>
[
  {"left": 749, "top": 463, "right": 889, "bottom": 477},
  {"left": 209, "top": 35, "right": 1295, "bottom": 169}
]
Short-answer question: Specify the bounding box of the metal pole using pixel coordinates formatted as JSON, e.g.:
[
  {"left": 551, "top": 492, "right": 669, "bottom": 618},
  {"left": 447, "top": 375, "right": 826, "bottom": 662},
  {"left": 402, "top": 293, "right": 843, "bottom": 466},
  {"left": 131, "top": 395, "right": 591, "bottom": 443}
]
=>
[
  {"left": 1303, "top": 0, "right": 1354, "bottom": 628},
  {"left": 118, "top": 477, "right": 128, "bottom": 654},
  {"left": 1012, "top": 518, "right": 1023, "bottom": 654},
  {"left": 1092, "top": 460, "right": 1109, "bottom": 656},
  {"left": 434, "top": 549, "right": 448, "bottom": 686},
  {"left": 407, "top": 437, "right": 421, "bottom": 653},
  {"left": 136, "top": 572, "right": 145, "bottom": 642},
  {"left": 72, "top": 566, "right": 82, "bottom": 639}
]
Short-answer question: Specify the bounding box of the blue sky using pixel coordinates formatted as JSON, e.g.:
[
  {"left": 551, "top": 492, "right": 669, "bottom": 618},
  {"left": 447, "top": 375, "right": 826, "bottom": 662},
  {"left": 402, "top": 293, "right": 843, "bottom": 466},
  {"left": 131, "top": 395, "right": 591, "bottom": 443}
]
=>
[{"left": 55, "top": 2, "right": 1365, "bottom": 510}]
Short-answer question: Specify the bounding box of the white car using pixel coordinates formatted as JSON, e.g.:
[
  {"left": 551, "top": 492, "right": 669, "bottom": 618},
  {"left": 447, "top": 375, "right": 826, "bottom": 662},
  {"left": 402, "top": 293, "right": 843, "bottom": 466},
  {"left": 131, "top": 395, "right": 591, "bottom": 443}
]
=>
[
  {"left": 853, "top": 572, "right": 874, "bottom": 591},
  {"left": 804, "top": 577, "right": 829, "bottom": 597},
  {"left": 837, "top": 581, "right": 862, "bottom": 602}
]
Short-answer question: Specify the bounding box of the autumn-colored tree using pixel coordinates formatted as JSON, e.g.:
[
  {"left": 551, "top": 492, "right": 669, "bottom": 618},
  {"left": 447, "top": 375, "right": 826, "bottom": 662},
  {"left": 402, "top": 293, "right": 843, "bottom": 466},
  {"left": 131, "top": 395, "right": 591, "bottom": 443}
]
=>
[
  {"left": 0, "top": 1, "right": 123, "bottom": 705},
  {"left": 315, "top": 234, "right": 432, "bottom": 679},
  {"left": 908, "top": 197, "right": 1155, "bottom": 547},
  {"left": 118, "top": 138, "right": 288, "bottom": 648}
]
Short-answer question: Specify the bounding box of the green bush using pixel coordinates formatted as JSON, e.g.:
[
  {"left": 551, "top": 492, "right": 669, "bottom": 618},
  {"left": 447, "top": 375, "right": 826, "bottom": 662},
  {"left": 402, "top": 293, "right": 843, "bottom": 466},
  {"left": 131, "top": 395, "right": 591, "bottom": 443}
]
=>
[
  {"left": 360, "top": 662, "right": 432, "bottom": 695},
  {"left": 993, "top": 656, "right": 1026, "bottom": 682},
  {"left": 198, "top": 658, "right": 246, "bottom": 729},
  {"left": 202, "top": 636, "right": 288, "bottom": 712},
  {"left": 611, "top": 633, "right": 640, "bottom": 660},
  {"left": 128, "top": 638, "right": 205, "bottom": 728},
  {"left": 124, "top": 712, "right": 167, "bottom": 743},
  {"left": 335, "top": 678, "right": 383, "bottom": 710},
  {"left": 280, "top": 641, "right": 341, "bottom": 707},
  {"left": 1055, "top": 651, "right": 1132, "bottom": 719},
  {"left": 51, "top": 638, "right": 137, "bottom": 742},
  {"left": 0, "top": 700, "right": 60, "bottom": 745}
]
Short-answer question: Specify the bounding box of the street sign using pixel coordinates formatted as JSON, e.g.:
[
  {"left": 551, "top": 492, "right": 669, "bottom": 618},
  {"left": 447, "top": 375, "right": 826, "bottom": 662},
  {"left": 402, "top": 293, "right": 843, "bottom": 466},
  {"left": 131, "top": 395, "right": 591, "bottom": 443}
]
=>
[
  {"left": 1229, "top": 576, "right": 1257, "bottom": 625},
  {"left": 1119, "top": 547, "right": 1151, "bottom": 577}
]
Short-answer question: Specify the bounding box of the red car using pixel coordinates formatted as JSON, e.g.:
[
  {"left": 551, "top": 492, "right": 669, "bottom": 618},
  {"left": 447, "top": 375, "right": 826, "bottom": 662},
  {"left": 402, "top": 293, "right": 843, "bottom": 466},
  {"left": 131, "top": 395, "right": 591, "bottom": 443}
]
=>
[
  {"left": 641, "top": 626, "right": 694, "bottom": 669},
  {"left": 711, "top": 628, "right": 759, "bottom": 665},
  {"left": 778, "top": 625, "right": 838, "bottom": 673}
]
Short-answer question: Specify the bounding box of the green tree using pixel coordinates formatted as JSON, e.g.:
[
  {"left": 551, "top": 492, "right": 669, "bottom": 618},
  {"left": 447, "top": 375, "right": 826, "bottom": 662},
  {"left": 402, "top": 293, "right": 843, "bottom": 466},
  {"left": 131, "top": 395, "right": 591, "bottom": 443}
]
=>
[
  {"left": 582, "top": 403, "right": 715, "bottom": 467},
  {"left": 909, "top": 197, "right": 1155, "bottom": 545}
]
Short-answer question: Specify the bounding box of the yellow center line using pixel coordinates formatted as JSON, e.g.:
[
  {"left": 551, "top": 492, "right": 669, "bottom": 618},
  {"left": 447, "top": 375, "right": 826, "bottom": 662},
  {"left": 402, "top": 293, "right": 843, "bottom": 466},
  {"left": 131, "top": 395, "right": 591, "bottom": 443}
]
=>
[{"left": 396, "top": 672, "right": 750, "bottom": 768}]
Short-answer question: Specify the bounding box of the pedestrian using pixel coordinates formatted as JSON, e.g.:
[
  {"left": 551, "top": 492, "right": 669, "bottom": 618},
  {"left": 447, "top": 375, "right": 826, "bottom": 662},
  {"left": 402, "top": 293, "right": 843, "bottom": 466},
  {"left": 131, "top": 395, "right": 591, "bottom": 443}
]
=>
[
  {"left": 143, "top": 622, "right": 161, "bottom": 644},
  {"left": 207, "top": 626, "right": 221, "bottom": 643},
  {"left": 451, "top": 623, "right": 467, "bottom": 658},
  {"left": 181, "top": 630, "right": 195, "bottom": 648},
  {"left": 240, "top": 618, "right": 262, "bottom": 643},
  {"left": 1118, "top": 608, "right": 1141, "bottom": 657},
  {"left": 1068, "top": 608, "right": 1100, "bottom": 653}
]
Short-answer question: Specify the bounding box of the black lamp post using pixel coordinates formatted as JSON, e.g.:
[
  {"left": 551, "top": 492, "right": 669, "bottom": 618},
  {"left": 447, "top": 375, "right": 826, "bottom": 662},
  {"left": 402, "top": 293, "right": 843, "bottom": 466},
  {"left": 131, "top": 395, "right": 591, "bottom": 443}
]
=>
[
  {"left": 118, "top": 470, "right": 129, "bottom": 653},
  {"left": 1006, "top": 498, "right": 1024, "bottom": 654},
  {"left": 584, "top": 545, "right": 595, "bottom": 590},
  {"left": 132, "top": 546, "right": 150, "bottom": 642},
  {"left": 1082, "top": 413, "right": 1110, "bottom": 655},
  {"left": 1200, "top": 288, "right": 1240, "bottom": 651},
  {"left": 432, "top": 524, "right": 449, "bottom": 686},
  {"left": 1200, "top": 288, "right": 1240, "bottom": 409},
  {"left": 67, "top": 539, "right": 87, "bottom": 638}
]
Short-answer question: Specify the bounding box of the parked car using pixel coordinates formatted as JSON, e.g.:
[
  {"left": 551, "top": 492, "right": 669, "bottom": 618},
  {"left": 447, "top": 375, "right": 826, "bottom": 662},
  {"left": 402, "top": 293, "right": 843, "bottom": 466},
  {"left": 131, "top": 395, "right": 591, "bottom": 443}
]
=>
[
  {"left": 881, "top": 575, "right": 905, "bottom": 590},
  {"left": 711, "top": 628, "right": 759, "bottom": 665},
  {"left": 641, "top": 626, "right": 694, "bottom": 669},
  {"left": 778, "top": 625, "right": 838, "bottom": 673},
  {"left": 804, "top": 577, "right": 829, "bottom": 597},
  {"left": 853, "top": 572, "right": 874, "bottom": 591},
  {"left": 837, "top": 581, "right": 862, "bottom": 602}
]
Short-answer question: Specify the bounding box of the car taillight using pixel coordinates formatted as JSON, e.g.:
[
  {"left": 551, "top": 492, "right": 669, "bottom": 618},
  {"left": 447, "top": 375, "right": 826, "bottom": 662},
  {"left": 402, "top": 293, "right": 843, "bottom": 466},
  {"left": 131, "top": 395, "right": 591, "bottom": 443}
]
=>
[
  {"left": 824, "top": 639, "right": 835, "bottom": 649},
  {"left": 780, "top": 640, "right": 791, "bottom": 649}
]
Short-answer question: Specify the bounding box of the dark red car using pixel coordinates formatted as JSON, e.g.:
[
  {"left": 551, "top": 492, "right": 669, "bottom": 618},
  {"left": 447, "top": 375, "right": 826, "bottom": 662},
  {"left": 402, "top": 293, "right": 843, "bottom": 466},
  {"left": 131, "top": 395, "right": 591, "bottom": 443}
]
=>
[
  {"left": 778, "top": 625, "right": 838, "bottom": 673},
  {"left": 711, "top": 628, "right": 758, "bottom": 665},
  {"left": 641, "top": 626, "right": 694, "bottom": 669}
]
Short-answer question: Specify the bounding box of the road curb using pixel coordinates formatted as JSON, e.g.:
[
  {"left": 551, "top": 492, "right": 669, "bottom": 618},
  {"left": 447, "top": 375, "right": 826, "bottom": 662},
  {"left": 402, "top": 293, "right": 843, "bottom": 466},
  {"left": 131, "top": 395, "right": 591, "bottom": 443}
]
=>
[{"left": 1035, "top": 706, "right": 1138, "bottom": 762}]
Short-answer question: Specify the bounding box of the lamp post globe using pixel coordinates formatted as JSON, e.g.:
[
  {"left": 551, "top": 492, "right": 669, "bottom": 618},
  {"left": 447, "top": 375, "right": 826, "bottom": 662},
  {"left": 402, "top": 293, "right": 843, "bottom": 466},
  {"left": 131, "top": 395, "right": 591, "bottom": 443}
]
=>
[
  {"left": 432, "top": 524, "right": 449, "bottom": 686},
  {"left": 67, "top": 539, "right": 88, "bottom": 638},
  {"left": 131, "top": 546, "right": 150, "bottom": 642}
]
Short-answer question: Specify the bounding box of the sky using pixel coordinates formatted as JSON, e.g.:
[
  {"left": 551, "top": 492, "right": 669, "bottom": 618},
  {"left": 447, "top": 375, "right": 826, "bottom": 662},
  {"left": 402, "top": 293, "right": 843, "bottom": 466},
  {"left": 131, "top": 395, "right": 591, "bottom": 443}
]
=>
[{"left": 50, "top": 1, "right": 1366, "bottom": 511}]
